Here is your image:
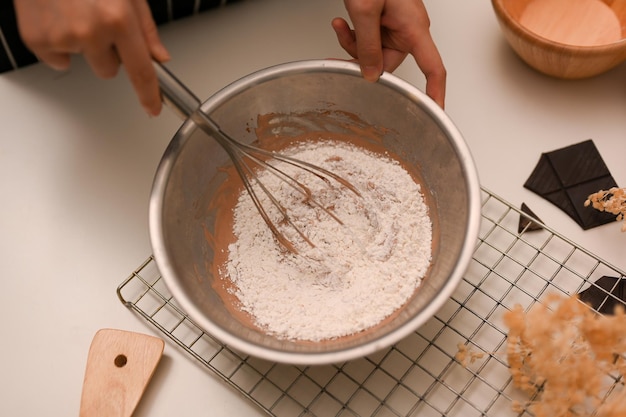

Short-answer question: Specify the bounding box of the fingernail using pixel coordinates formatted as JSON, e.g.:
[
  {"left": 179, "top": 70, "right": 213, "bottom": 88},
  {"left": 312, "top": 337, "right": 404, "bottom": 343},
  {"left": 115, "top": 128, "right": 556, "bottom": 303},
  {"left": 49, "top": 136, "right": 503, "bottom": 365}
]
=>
[
  {"left": 144, "top": 105, "right": 161, "bottom": 117},
  {"left": 157, "top": 44, "right": 171, "bottom": 62},
  {"left": 362, "top": 65, "right": 381, "bottom": 82},
  {"left": 44, "top": 60, "right": 71, "bottom": 71}
]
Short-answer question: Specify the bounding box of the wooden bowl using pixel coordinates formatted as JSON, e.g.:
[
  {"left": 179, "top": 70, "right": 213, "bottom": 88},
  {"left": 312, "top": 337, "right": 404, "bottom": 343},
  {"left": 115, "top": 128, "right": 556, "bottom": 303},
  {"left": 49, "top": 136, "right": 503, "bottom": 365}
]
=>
[{"left": 492, "top": 0, "right": 626, "bottom": 78}]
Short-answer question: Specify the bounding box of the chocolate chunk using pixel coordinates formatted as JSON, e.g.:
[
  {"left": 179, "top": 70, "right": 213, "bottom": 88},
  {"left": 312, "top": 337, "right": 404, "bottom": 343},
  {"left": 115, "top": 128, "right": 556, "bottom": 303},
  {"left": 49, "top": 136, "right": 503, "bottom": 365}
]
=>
[
  {"left": 524, "top": 140, "right": 618, "bottom": 229},
  {"left": 518, "top": 203, "right": 544, "bottom": 233},
  {"left": 579, "top": 276, "right": 626, "bottom": 315}
]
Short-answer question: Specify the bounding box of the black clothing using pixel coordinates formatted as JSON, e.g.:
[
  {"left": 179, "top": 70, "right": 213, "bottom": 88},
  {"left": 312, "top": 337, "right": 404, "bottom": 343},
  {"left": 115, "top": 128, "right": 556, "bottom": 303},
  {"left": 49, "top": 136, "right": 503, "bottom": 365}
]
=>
[{"left": 0, "top": 0, "right": 239, "bottom": 73}]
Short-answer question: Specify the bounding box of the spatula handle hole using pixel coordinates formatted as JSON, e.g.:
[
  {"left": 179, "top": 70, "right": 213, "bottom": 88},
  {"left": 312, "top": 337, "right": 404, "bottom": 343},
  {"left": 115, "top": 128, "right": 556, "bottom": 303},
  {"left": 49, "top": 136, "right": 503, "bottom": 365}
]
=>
[{"left": 114, "top": 354, "right": 128, "bottom": 368}]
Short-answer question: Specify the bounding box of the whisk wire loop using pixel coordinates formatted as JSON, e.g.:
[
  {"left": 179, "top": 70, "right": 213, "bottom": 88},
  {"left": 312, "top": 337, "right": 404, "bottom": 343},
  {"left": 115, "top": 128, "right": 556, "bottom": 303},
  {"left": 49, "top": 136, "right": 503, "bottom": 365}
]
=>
[{"left": 154, "top": 60, "right": 360, "bottom": 252}]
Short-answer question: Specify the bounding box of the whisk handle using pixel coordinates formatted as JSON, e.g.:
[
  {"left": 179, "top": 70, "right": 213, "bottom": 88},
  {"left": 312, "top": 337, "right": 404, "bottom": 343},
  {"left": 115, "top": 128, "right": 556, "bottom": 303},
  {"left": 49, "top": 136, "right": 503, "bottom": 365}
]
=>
[
  {"left": 153, "top": 60, "right": 202, "bottom": 120},
  {"left": 152, "top": 60, "right": 233, "bottom": 148}
]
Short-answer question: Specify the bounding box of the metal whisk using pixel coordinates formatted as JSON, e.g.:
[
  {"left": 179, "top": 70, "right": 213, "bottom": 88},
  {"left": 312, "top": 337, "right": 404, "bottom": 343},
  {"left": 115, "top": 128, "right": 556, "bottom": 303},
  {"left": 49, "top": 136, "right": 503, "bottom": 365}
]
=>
[{"left": 153, "top": 61, "right": 360, "bottom": 253}]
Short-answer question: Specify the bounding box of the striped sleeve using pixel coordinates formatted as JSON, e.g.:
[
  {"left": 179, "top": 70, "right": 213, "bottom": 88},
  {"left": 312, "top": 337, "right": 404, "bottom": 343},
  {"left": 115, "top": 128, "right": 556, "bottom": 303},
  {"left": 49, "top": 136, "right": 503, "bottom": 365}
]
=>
[{"left": 0, "top": 0, "right": 37, "bottom": 72}]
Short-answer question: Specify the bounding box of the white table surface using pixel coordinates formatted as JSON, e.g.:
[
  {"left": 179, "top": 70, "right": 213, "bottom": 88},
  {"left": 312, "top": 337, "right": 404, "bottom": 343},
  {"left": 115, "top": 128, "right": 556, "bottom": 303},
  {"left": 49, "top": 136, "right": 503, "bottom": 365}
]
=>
[{"left": 1, "top": 0, "right": 625, "bottom": 415}]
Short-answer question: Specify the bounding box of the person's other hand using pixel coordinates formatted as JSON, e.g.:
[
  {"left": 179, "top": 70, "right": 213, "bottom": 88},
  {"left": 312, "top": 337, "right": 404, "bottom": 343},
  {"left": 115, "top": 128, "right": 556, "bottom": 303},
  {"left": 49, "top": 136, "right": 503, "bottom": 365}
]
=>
[
  {"left": 14, "top": 0, "right": 170, "bottom": 115},
  {"left": 333, "top": 0, "right": 446, "bottom": 108}
]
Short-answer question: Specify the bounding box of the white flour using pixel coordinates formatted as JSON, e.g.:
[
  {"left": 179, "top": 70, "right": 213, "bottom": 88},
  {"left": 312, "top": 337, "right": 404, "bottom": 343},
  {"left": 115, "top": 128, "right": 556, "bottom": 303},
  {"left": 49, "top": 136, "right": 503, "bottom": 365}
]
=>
[{"left": 224, "top": 140, "right": 432, "bottom": 341}]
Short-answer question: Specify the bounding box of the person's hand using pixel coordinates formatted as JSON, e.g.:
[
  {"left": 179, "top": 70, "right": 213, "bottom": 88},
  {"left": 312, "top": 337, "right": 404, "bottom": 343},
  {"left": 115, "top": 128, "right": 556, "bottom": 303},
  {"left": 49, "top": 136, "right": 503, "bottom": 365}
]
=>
[
  {"left": 13, "top": 0, "right": 170, "bottom": 116},
  {"left": 333, "top": 0, "right": 446, "bottom": 108}
]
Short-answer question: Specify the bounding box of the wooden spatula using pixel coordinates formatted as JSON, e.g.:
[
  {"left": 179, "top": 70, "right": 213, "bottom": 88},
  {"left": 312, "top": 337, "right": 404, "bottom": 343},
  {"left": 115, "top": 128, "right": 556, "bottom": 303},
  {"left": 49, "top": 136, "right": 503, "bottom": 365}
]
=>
[{"left": 79, "top": 329, "right": 165, "bottom": 417}]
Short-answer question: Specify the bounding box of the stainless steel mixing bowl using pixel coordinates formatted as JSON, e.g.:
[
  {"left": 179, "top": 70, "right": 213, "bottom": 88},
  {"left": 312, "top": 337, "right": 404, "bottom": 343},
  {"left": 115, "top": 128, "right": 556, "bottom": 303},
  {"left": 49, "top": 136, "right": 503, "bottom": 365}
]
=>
[{"left": 150, "top": 60, "right": 481, "bottom": 364}]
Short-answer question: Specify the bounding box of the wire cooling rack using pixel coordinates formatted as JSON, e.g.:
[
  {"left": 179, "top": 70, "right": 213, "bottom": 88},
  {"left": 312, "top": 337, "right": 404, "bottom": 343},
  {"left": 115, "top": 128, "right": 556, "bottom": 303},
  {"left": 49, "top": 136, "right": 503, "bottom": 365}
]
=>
[{"left": 117, "top": 187, "right": 626, "bottom": 417}]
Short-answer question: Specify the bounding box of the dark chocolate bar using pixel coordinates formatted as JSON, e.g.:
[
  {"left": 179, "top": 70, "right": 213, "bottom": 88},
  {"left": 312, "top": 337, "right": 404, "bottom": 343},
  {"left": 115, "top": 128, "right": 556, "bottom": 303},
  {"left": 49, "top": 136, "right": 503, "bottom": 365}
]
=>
[{"left": 524, "top": 140, "right": 617, "bottom": 229}]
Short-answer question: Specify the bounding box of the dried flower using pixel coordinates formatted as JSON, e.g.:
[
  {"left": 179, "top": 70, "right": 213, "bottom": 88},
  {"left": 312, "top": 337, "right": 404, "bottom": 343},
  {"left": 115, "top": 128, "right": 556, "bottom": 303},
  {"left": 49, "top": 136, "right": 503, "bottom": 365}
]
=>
[
  {"left": 585, "top": 187, "right": 626, "bottom": 232},
  {"left": 504, "top": 294, "right": 626, "bottom": 416}
]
